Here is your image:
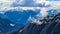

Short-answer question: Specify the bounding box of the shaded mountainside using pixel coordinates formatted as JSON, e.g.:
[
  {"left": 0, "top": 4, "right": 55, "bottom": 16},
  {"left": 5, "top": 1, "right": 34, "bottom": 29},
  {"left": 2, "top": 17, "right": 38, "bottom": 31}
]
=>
[
  {"left": 0, "top": 17, "right": 12, "bottom": 33},
  {"left": 4, "top": 10, "right": 40, "bottom": 27},
  {"left": 6, "top": 13, "right": 60, "bottom": 34},
  {"left": 0, "top": 10, "right": 40, "bottom": 34},
  {"left": 0, "top": 16, "right": 19, "bottom": 34}
]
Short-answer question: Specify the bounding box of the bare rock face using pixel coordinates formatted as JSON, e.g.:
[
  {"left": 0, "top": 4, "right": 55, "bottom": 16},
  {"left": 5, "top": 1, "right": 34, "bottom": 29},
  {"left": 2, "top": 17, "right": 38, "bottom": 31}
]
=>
[
  {"left": 6, "top": 13, "right": 60, "bottom": 34},
  {"left": 40, "top": 13, "right": 60, "bottom": 34}
]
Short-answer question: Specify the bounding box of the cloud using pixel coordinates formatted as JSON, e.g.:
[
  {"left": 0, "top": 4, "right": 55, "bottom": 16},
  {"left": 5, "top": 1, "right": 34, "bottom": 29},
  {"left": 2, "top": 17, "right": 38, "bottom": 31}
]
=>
[
  {"left": 46, "top": 0, "right": 60, "bottom": 1},
  {"left": 0, "top": 0, "right": 60, "bottom": 7},
  {"left": 40, "top": 8, "right": 48, "bottom": 17},
  {"left": 0, "top": 0, "right": 15, "bottom": 7},
  {"left": 0, "top": 0, "right": 60, "bottom": 14},
  {"left": 49, "top": 1, "right": 60, "bottom": 9},
  {"left": 10, "top": 0, "right": 60, "bottom": 7}
]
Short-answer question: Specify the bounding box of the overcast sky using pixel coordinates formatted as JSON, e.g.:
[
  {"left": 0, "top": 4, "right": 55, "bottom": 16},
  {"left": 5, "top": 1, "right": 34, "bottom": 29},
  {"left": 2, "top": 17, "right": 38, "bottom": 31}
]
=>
[
  {"left": 0, "top": 0, "right": 60, "bottom": 12},
  {"left": 0, "top": 0, "right": 60, "bottom": 7}
]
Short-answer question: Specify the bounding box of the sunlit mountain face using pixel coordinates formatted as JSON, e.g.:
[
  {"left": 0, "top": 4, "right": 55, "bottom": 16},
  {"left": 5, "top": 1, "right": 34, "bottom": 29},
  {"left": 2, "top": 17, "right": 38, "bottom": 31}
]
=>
[{"left": 0, "top": 0, "right": 60, "bottom": 34}]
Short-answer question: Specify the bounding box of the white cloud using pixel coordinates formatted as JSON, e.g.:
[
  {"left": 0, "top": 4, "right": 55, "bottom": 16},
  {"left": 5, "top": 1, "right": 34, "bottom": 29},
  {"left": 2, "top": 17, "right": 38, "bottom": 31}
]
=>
[
  {"left": 14, "top": 0, "right": 24, "bottom": 5},
  {"left": 10, "top": 23, "right": 15, "bottom": 27},
  {"left": 34, "top": 0, "right": 45, "bottom": 3},
  {"left": 40, "top": 8, "right": 48, "bottom": 17},
  {"left": 50, "top": 1, "right": 60, "bottom": 9},
  {"left": 0, "top": 0, "right": 15, "bottom": 7}
]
